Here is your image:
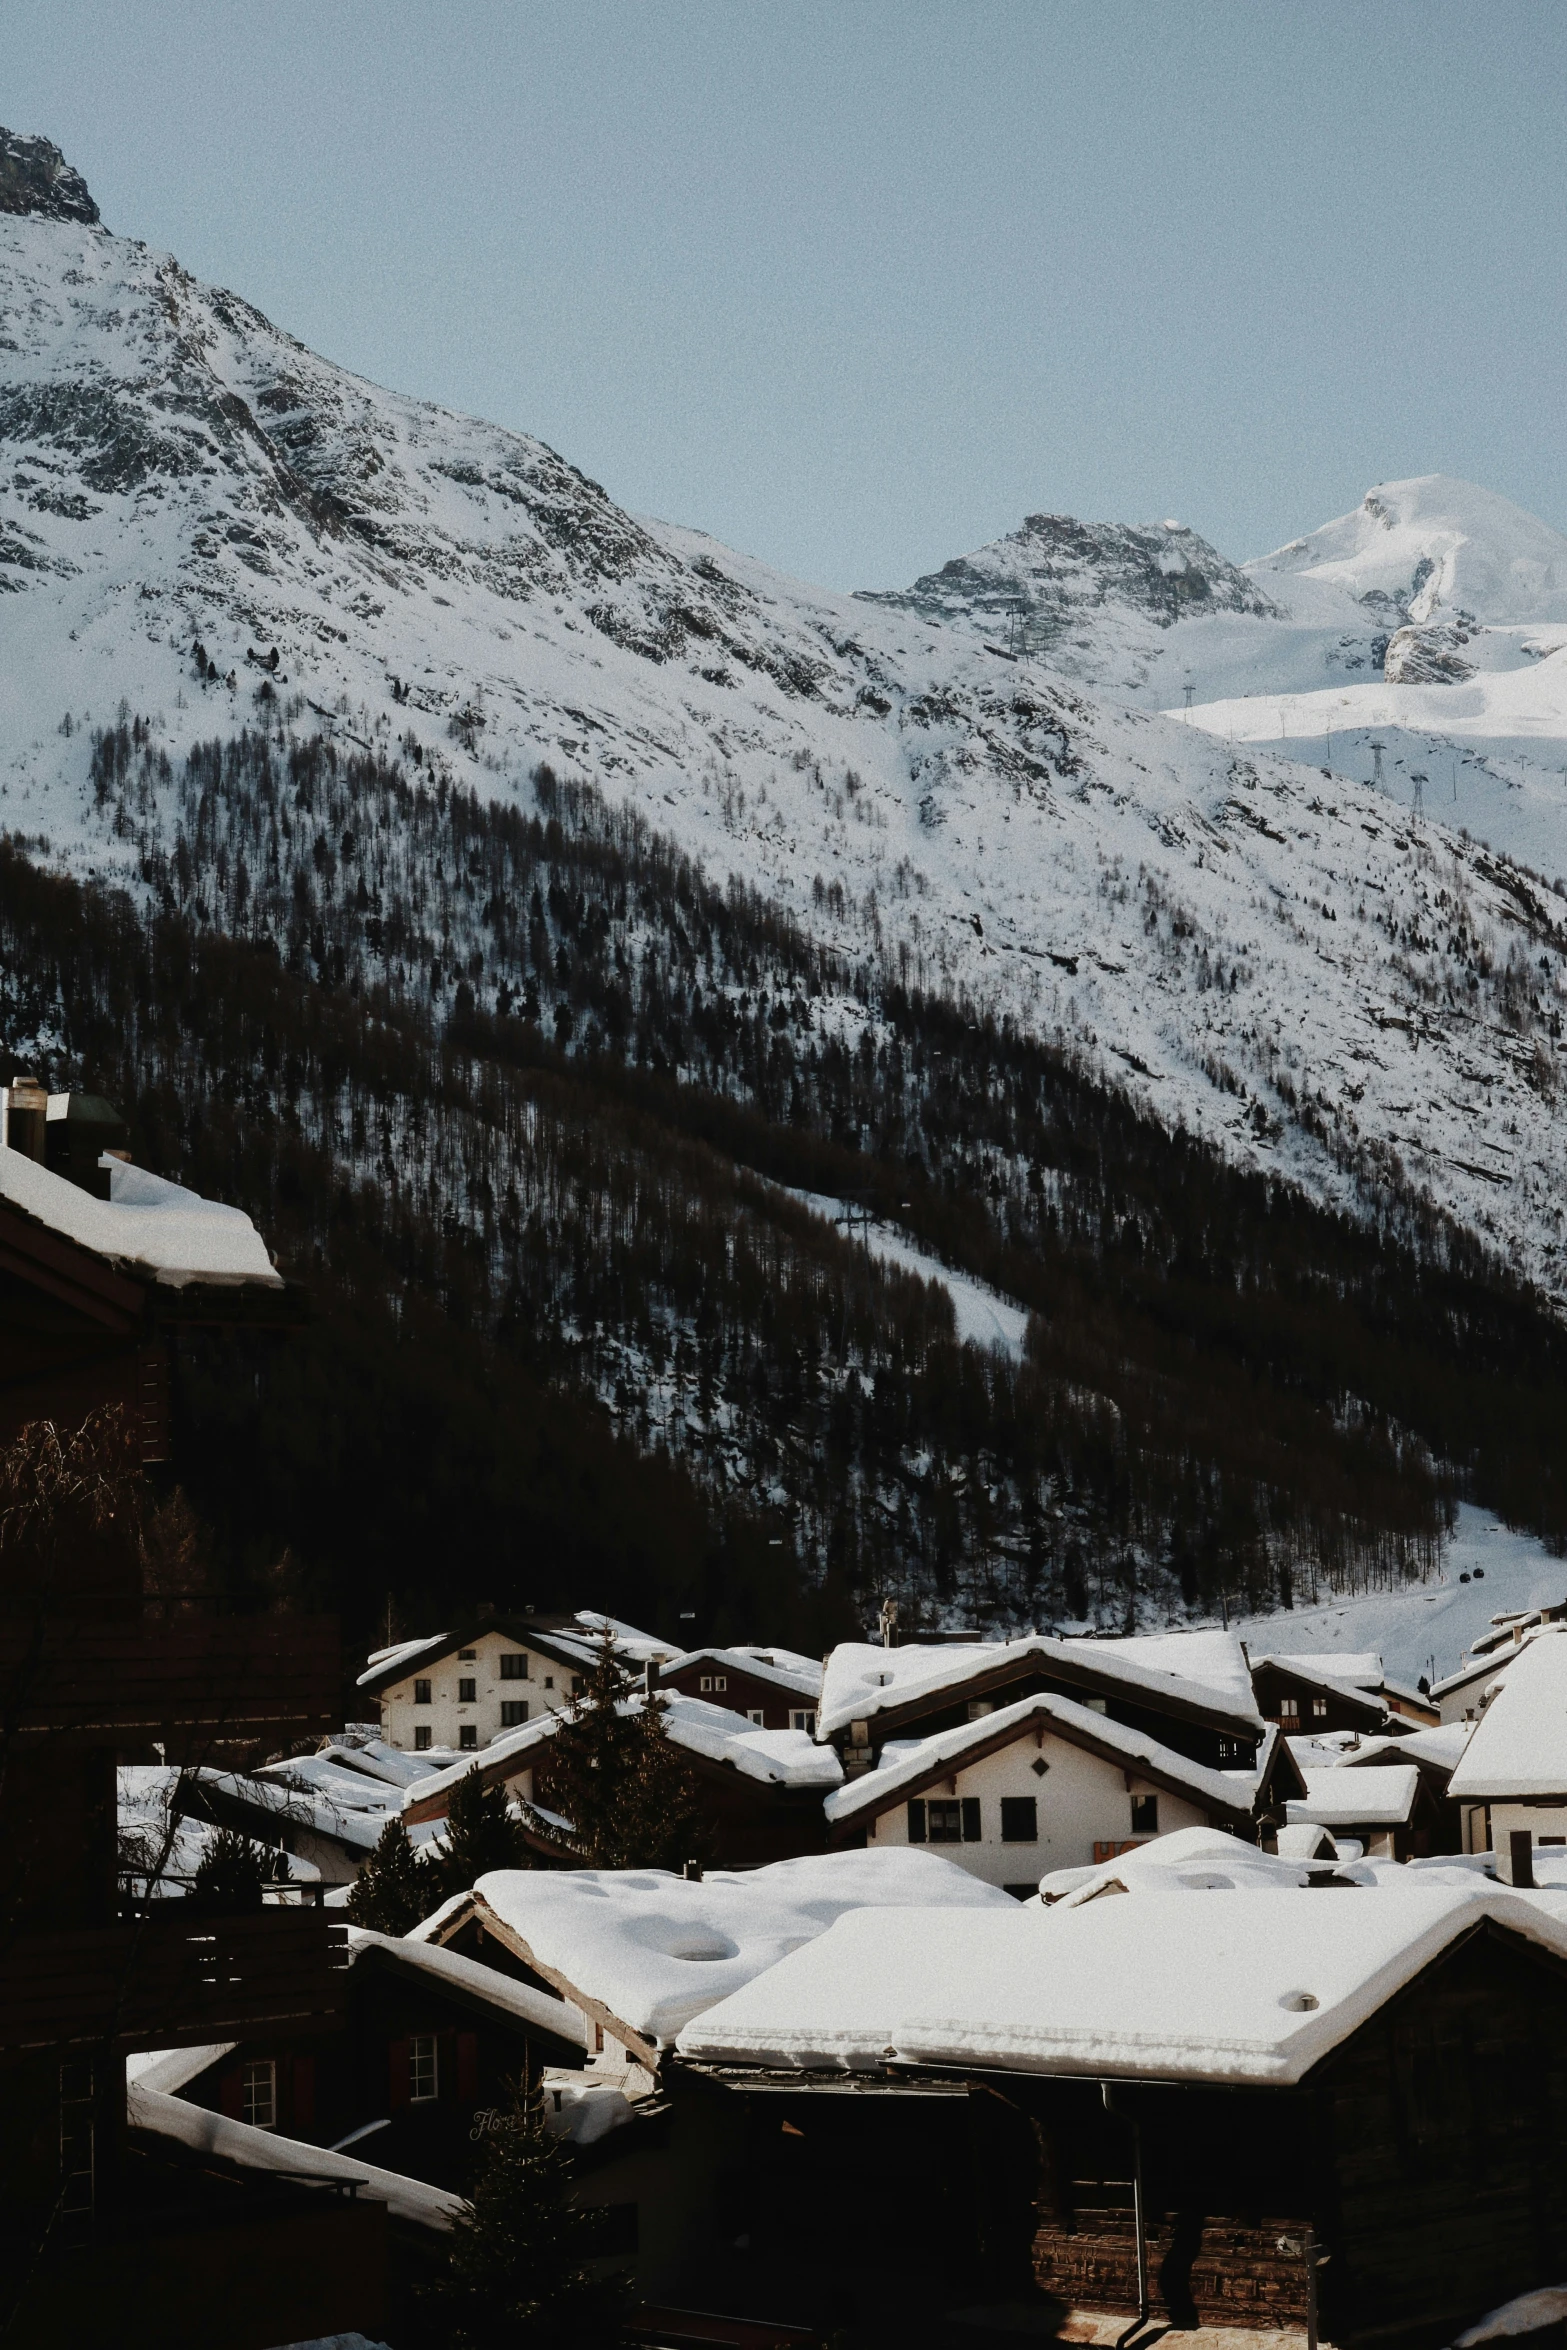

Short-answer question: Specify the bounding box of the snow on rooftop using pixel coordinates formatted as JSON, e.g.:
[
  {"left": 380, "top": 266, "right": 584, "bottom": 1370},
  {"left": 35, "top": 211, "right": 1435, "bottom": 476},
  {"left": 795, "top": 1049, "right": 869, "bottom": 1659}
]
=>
[
  {"left": 818, "top": 1629, "right": 1260, "bottom": 1744},
  {"left": 358, "top": 1633, "right": 450, "bottom": 1684},
  {"left": 1268, "top": 1650, "right": 1384, "bottom": 1690},
  {"left": 345, "top": 1926, "right": 590, "bottom": 2044},
  {"left": 406, "top": 1687, "right": 841, "bottom": 1814},
  {"left": 1286, "top": 1766, "right": 1420, "bottom": 1829},
  {"left": 665, "top": 1644, "right": 823, "bottom": 1699},
  {"left": 0, "top": 1144, "right": 282, "bottom": 1287},
  {"left": 127, "top": 2081, "right": 462, "bottom": 2228},
  {"left": 473, "top": 1849, "right": 1015, "bottom": 2046},
  {"left": 825, "top": 1689, "right": 1253, "bottom": 1828},
  {"left": 1340, "top": 1723, "right": 1471, "bottom": 1775},
  {"left": 678, "top": 1883, "right": 1567, "bottom": 2083},
  {"left": 1450, "top": 1627, "right": 1567, "bottom": 1800}
]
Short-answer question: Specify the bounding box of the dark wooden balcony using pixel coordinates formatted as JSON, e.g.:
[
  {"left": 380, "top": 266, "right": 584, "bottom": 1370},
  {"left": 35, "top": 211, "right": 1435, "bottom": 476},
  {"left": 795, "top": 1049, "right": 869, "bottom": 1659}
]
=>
[
  {"left": 0, "top": 1614, "right": 341, "bottom": 1749},
  {"left": 0, "top": 1907, "right": 349, "bottom": 2056}
]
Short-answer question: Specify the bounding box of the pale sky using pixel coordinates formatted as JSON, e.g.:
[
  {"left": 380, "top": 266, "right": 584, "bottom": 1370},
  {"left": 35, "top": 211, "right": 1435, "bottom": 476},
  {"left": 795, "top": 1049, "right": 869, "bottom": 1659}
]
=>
[{"left": 6, "top": 1, "right": 1564, "bottom": 589}]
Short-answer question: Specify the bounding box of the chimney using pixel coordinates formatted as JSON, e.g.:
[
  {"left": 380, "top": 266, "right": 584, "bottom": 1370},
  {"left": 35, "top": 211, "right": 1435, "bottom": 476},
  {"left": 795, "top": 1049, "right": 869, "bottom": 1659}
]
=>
[
  {"left": 683, "top": 1858, "right": 703, "bottom": 1882},
  {"left": 44, "top": 1092, "right": 129, "bottom": 1198},
  {"left": 1510, "top": 1829, "right": 1535, "bottom": 1890},
  {"left": 5, "top": 1074, "right": 46, "bottom": 1162},
  {"left": 644, "top": 1659, "right": 660, "bottom": 1697}
]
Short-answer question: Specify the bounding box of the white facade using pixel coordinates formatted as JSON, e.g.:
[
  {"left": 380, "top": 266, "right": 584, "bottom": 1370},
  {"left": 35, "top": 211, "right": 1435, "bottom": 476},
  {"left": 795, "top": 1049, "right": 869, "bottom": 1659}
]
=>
[
  {"left": 853, "top": 1725, "right": 1211, "bottom": 1890},
  {"left": 377, "top": 1631, "right": 582, "bottom": 1755}
]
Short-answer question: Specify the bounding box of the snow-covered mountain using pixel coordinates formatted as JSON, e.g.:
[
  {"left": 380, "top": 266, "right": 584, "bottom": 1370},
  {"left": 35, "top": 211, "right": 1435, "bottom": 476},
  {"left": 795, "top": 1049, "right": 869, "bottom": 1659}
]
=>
[
  {"left": 5, "top": 136, "right": 1567, "bottom": 1302},
  {"left": 1251, "top": 476, "right": 1567, "bottom": 630}
]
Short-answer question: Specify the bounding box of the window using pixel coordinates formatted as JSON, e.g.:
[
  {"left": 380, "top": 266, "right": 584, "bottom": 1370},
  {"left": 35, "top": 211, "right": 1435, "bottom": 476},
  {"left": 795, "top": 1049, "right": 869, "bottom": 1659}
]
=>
[
  {"left": 1311, "top": 1697, "right": 1328, "bottom": 1721},
  {"left": 415, "top": 1725, "right": 432, "bottom": 1752},
  {"left": 748, "top": 1708, "right": 766, "bottom": 1726},
  {"left": 700, "top": 1674, "right": 727, "bottom": 1693},
  {"left": 501, "top": 1700, "right": 529, "bottom": 1728},
  {"left": 1000, "top": 1797, "right": 1038, "bottom": 1843},
  {"left": 242, "top": 2060, "right": 277, "bottom": 2130},
  {"left": 791, "top": 1709, "right": 816, "bottom": 1734},
  {"left": 543, "top": 1675, "right": 555, "bottom": 1690},
  {"left": 1279, "top": 1695, "right": 1299, "bottom": 1721},
  {"left": 570, "top": 1676, "right": 583, "bottom": 1695},
  {"left": 409, "top": 2035, "right": 439, "bottom": 2103},
  {"left": 459, "top": 1724, "right": 478, "bottom": 1750},
  {"left": 500, "top": 1653, "right": 528, "bottom": 1680},
  {"left": 458, "top": 1648, "right": 476, "bottom": 1661},
  {"left": 414, "top": 1678, "right": 432, "bottom": 1706},
  {"left": 458, "top": 1677, "right": 476, "bottom": 1703},
  {"left": 925, "top": 1797, "right": 981, "bottom": 1843},
  {"left": 1130, "top": 1793, "right": 1159, "bottom": 1836}
]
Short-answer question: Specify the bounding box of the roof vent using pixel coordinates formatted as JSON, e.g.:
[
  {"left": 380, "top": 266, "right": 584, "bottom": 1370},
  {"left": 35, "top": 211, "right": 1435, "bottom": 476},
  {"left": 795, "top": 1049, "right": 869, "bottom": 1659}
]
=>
[
  {"left": 1278, "top": 1990, "right": 1320, "bottom": 2012},
  {"left": 4, "top": 1073, "right": 46, "bottom": 1161},
  {"left": 45, "top": 1092, "right": 128, "bottom": 1198}
]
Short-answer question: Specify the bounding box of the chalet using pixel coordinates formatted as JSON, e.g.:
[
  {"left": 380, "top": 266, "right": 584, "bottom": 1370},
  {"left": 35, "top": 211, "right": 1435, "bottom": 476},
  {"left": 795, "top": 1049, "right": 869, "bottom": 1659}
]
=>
[
  {"left": 1284, "top": 1763, "right": 1434, "bottom": 1861},
  {"left": 1249, "top": 1651, "right": 1390, "bottom": 1739},
  {"left": 1450, "top": 1627, "right": 1567, "bottom": 1881},
  {"left": 0, "top": 1089, "right": 355, "bottom": 2346},
  {"left": 675, "top": 1881, "right": 1567, "bottom": 2350},
  {"left": 661, "top": 1645, "right": 822, "bottom": 1734},
  {"left": 1334, "top": 1725, "right": 1470, "bottom": 1855},
  {"left": 817, "top": 1629, "right": 1265, "bottom": 1781},
  {"left": 1430, "top": 1646, "right": 1517, "bottom": 1727},
  {"left": 823, "top": 1691, "right": 1303, "bottom": 1893},
  {"left": 176, "top": 1760, "right": 442, "bottom": 1893},
  {"left": 358, "top": 1609, "right": 674, "bottom": 1754},
  {"left": 135, "top": 1921, "right": 589, "bottom": 2188},
  {"left": 420, "top": 1849, "right": 1012, "bottom": 2079},
  {"left": 402, "top": 1688, "right": 843, "bottom": 1869}
]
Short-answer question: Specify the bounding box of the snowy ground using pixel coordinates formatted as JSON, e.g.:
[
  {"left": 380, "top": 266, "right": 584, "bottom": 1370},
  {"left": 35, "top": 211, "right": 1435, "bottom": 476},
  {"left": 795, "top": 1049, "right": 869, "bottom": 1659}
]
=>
[
  {"left": 1233, "top": 1505, "right": 1567, "bottom": 1688},
  {"left": 782, "top": 1188, "right": 1031, "bottom": 1361}
]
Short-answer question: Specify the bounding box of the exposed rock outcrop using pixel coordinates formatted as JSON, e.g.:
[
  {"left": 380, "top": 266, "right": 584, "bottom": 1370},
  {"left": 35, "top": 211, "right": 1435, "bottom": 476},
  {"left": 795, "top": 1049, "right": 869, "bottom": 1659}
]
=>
[{"left": 0, "top": 129, "right": 99, "bottom": 227}]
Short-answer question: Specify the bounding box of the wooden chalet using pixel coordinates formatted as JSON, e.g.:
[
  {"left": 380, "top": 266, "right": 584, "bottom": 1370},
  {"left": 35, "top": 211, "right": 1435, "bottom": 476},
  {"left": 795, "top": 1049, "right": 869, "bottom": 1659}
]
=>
[
  {"left": 141, "top": 1922, "right": 589, "bottom": 2189},
  {"left": 672, "top": 1886, "right": 1567, "bottom": 2350},
  {"left": 661, "top": 1645, "right": 823, "bottom": 1734},
  {"left": 0, "top": 1088, "right": 360, "bottom": 2347},
  {"left": 817, "top": 1633, "right": 1266, "bottom": 1781},
  {"left": 1249, "top": 1652, "right": 1390, "bottom": 1740},
  {"left": 402, "top": 1686, "right": 839, "bottom": 1868}
]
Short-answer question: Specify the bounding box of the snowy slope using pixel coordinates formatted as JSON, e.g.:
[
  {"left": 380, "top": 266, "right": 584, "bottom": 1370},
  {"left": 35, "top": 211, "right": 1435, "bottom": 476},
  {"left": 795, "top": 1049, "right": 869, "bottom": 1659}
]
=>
[
  {"left": 1251, "top": 477, "right": 1567, "bottom": 630},
  {"left": 6, "top": 173, "right": 1567, "bottom": 1297}
]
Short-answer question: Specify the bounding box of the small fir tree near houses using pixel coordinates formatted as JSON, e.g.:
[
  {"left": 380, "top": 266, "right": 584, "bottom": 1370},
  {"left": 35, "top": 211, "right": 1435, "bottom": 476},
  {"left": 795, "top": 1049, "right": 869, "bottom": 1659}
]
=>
[
  {"left": 428, "top": 2083, "right": 626, "bottom": 2350},
  {"left": 439, "top": 1762, "right": 532, "bottom": 1894},
  {"left": 521, "top": 1631, "right": 709, "bottom": 1871},
  {"left": 347, "top": 1814, "right": 435, "bottom": 1934}
]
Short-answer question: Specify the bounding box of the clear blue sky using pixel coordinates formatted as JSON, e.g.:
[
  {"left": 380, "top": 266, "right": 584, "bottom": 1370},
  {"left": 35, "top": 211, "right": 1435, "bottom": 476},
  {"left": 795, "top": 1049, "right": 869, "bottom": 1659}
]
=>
[{"left": 6, "top": 1, "right": 1564, "bottom": 589}]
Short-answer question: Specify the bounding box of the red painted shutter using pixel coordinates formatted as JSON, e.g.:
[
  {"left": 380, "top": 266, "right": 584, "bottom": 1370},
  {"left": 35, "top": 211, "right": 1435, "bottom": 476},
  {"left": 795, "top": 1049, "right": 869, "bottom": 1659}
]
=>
[
  {"left": 218, "top": 2067, "right": 243, "bottom": 2120},
  {"left": 457, "top": 2032, "right": 479, "bottom": 2100},
  {"left": 291, "top": 2054, "right": 316, "bottom": 2133},
  {"left": 388, "top": 2037, "right": 411, "bottom": 2111}
]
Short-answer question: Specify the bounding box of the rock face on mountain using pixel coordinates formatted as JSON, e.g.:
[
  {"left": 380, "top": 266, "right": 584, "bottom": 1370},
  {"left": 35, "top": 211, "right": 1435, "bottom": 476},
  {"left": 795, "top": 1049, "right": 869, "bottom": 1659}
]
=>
[
  {"left": 0, "top": 129, "right": 99, "bottom": 227},
  {"left": 862, "top": 512, "right": 1277, "bottom": 673},
  {"left": 4, "top": 145, "right": 1567, "bottom": 1302},
  {"left": 1383, "top": 618, "right": 1480, "bottom": 684},
  {"left": 1249, "top": 475, "right": 1567, "bottom": 628}
]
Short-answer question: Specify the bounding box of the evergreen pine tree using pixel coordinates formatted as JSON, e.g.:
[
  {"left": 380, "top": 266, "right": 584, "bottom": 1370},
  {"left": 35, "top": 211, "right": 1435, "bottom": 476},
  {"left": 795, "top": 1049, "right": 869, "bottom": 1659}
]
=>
[
  {"left": 427, "top": 2086, "right": 626, "bottom": 2350},
  {"left": 190, "top": 1825, "right": 272, "bottom": 1914},
  {"left": 347, "top": 1814, "right": 435, "bottom": 1933},
  {"left": 440, "top": 1763, "right": 531, "bottom": 1896},
  {"left": 521, "top": 1633, "right": 709, "bottom": 1871}
]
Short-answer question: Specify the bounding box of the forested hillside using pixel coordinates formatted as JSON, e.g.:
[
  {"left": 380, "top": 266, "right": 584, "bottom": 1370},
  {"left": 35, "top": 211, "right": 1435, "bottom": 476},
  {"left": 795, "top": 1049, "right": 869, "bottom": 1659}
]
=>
[{"left": 2, "top": 719, "right": 1566, "bottom": 1657}]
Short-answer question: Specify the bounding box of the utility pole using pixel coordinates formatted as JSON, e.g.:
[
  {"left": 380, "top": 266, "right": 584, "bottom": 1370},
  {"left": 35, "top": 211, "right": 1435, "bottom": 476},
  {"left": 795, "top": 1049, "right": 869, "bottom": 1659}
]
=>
[
  {"left": 1183, "top": 681, "right": 1195, "bottom": 720},
  {"left": 1370, "top": 740, "right": 1386, "bottom": 792},
  {"left": 1411, "top": 771, "right": 1426, "bottom": 817}
]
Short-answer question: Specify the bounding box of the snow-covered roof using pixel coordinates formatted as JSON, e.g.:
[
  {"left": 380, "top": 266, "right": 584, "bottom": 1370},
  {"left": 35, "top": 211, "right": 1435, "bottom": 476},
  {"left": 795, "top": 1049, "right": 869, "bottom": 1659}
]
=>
[
  {"left": 189, "top": 1766, "right": 446, "bottom": 1857},
  {"left": 1040, "top": 1825, "right": 1341, "bottom": 1907},
  {"left": 127, "top": 2081, "right": 462, "bottom": 2228},
  {"left": 1450, "top": 1627, "right": 1567, "bottom": 1799},
  {"left": 128, "top": 2042, "right": 238, "bottom": 2095},
  {"left": 665, "top": 1645, "right": 823, "bottom": 1700},
  {"left": 345, "top": 1926, "right": 589, "bottom": 2044},
  {"left": 1339, "top": 1724, "right": 1471, "bottom": 1777},
  {"left": 677, "top": 1883, "right": 1567, "bottom": 2083},
  {"left": 824, "top": 1689, "right": 1255, "bottom": 1830},
  {"left": 818, "top": 1630, "right": 1261, "bottom": 1745},
  {"left": 1272, "top": 1650, "right": 1384, "bottom": 1690},
  {"left": 358, "top": 1633, "right": 451, "bottom": 1686},
  {"left": 0, "top": 1143, "right": 282, "bottom": 1288},
  {"left": 1286, "top": 1766, "right": 1420, "bottom": 1830},
  {"left": 572, "top": 1611, "right": 676, "bottom": 1664},
  {"left": 472, "top": 1849, "right": 1015, "bottom": 2047},
  {"left": 405, "top": 1688, "right": 842, "bottom": 1816}
]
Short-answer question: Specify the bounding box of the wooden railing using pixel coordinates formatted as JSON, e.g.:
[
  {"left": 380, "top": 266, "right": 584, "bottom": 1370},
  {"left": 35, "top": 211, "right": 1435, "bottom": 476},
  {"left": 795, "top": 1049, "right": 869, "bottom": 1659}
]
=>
[
  {"left": 0, "top": 1908, "right": 349, "bottom": 2053},
  {"left": 0, "top": 1615, "right": 340, "bottom": 1747}
]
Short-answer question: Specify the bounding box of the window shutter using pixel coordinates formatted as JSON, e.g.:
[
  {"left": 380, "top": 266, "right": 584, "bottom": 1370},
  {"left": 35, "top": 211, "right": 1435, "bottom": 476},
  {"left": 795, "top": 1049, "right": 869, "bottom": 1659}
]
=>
[
  {"left": 388, "top": 2037, "right": 411, "bottom": 2111},
  {"left": 961, "top": 1797, "right": 982, "bottom": 1842},
  {"left": 907, "top": 1799, "right": 927, "bottom": 1844},
  {"left": 290, "top": 2055, "right": 316, "bottom": 2132},
  {"left": 218, "top": 2066, "right": 243, "bottom": 2120},
  {"left": 457, "top": 2032, "right": 479, "bottom": 2100}
]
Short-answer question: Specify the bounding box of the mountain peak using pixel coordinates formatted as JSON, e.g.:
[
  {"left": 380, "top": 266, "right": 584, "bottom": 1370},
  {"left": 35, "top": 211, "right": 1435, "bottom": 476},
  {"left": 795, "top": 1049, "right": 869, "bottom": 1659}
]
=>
[{"left": 0, "top": 129, "right": 99, "bottom": 228}]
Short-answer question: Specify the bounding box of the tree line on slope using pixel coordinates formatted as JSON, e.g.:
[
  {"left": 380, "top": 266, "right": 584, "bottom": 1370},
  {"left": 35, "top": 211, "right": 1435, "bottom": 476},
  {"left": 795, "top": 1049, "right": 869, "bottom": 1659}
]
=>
[{"left": 1, "top": 719, "right": 1565, "bottom": 1655}]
